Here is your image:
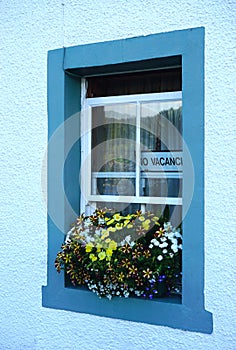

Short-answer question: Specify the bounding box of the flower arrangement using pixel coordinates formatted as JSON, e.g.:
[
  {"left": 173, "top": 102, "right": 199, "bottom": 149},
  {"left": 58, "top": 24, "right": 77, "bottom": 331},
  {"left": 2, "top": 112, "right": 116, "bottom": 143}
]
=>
[{"left": 55, "top": 208, "right": 182, "bottom": 300}]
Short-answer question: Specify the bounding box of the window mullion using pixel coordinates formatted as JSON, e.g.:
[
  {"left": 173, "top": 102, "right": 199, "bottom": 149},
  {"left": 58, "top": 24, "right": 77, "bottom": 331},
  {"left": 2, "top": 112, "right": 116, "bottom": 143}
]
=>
[{"left": 135, "top": 102, "right": 141, "bottom": 204}]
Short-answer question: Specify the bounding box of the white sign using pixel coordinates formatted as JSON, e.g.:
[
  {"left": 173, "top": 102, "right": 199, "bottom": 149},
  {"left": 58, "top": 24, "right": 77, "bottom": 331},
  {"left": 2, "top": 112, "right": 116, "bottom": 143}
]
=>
[{"left": 141, "top": 151, "right": 183, "bottom": 172}]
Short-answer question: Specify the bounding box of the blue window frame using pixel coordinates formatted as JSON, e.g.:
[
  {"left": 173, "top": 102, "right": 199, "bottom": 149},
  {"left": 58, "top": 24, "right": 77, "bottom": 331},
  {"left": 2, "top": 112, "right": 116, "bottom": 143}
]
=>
[{"left": 42, "top": 27, "right": 213, "bottom": 333}]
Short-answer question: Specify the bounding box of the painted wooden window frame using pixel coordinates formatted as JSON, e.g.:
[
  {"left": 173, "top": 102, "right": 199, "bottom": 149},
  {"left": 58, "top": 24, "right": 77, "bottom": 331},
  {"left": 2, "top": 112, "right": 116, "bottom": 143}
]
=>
[{"left": 42, "top": 27, "right": 213, "bottom": 333}]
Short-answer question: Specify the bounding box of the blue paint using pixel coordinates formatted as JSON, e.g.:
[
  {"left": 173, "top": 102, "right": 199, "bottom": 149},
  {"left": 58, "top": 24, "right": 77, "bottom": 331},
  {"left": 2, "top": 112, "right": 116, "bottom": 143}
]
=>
[{"left": 43, "top": 27, "right": 213, "bottom": 333}]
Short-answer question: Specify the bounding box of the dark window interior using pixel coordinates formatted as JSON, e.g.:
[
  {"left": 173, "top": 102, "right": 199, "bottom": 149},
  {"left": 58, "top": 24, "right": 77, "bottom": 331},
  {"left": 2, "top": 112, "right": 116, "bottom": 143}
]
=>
[{"left": 86, "top": 67, "right": 181, "bottom": 97}]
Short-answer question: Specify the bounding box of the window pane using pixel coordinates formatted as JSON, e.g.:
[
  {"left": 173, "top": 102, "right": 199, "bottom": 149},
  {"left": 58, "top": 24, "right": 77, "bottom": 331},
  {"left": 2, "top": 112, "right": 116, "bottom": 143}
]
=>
[
  {"left": 141, "top": 178, "right": 182, "bottom": 198},
  {"left": 140, "top": 100, "right": 182, "bottom": 151},
  {"left": 145, "top": 204, "right": 182, "bottom": 229},
  {"left": 96, "top": 178, "right": 135, "bottom": 196},
  {"left": 140, "top": 101, "right": 182, "bottom": 198},
  {"left": 91, "top": 103, "right": 136, "bottom": 196},
  {"left": 96, "top": 202, "right": 141, "bottom": 216}
]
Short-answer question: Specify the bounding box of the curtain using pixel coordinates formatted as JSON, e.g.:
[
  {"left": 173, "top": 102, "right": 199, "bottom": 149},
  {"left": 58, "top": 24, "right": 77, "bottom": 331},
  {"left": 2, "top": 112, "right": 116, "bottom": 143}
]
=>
[{"left": 92, "top": 103, "right": 136, "bottom": 197}]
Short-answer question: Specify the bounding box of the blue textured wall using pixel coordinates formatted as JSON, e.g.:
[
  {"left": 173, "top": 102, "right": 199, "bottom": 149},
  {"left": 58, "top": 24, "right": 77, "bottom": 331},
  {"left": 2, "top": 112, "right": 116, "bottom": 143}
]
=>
[{"left": 0, "top": 1, "right": 235, "bottom": 349}]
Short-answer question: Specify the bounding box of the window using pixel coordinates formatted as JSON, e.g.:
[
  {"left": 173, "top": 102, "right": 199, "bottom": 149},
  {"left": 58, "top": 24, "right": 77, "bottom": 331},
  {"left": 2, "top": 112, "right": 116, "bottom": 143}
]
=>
[
  {"left": 43, "top": 27, "right": 213, "bottom": 333},
  {"left": 81, "top": 89, "right": 182, "bottom": 225}
]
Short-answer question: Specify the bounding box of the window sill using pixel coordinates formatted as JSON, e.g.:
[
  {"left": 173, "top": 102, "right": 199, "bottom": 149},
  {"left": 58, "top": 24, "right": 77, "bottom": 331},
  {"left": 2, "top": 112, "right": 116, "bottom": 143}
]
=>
[{"left": 42, "top": 285, "right": 212, "bottom": 333}]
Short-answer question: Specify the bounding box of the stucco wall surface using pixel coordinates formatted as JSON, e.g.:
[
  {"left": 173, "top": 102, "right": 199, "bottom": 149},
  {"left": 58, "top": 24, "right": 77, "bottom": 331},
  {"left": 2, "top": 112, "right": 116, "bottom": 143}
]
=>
[{"left": 0, "top": 0, "right": 235, "bottom": 349}]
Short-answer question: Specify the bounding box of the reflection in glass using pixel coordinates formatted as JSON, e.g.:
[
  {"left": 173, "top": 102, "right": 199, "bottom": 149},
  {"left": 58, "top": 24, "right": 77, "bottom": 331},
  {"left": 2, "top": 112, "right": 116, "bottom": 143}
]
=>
[
  {"left": 140, "top": 100, "right": 182, "bottom": 151},
  {"left": 91, "top": 103, "right": 136, "bottom": 196}
]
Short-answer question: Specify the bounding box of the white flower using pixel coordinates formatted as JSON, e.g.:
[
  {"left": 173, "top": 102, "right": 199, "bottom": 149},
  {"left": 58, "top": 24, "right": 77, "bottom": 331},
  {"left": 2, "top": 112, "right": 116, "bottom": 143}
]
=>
[
  {"left": 65, "top": 229, "right": 72, "bottom": 243},
  {"left": 178, "top": 244, "right": 182, "bottom": 250},
  {"left": 170, "top": 238, "right": 178, "bottom": 245},
  {"left": 149, "top": 243, "right": 154, "bottom": 249},
  {"left": 166, "top": 232, "right": 174, "bottom": 239},
  {"left": 162, "top": 249, "right": 168, "bottom": 254},
  {"left": 157, "top": 255, "right": 163, "bottom": 261},
  {"left": 125, "top": 235, "right": 131, "bottom": 243},
  {"left": 135, "top": 291, "right": 141, "bottom": 296},
  {"left": 160, "top": 237, "right": 166, "bottom": 242},
  {"left": 164, "top": 222, "right": 172, "bottom": 232},
  {"left": 159, "top": 242, "right": 168, "bottom": 248},
  {"left": 171, "top": 244, "right": 178, "bottom": 253},
  {"left": 174, "top": 231, "right": 182, "bottom": 238},
  {"left": 169, "top": 252, "right": 174, "bottom": 258},
  {"left": 151, "top": 238, "right": 159, "bottom": 246}
]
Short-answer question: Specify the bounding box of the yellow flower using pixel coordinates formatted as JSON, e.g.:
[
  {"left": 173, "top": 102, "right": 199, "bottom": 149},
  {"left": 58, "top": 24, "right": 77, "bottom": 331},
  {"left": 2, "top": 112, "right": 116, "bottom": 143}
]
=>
[
  {"left": 121, "top": 244, "right": 131, "bottom": 253},
  {"left": 143, "top": 249, "right": 151, "bottom": 258},
  {"left": 123, "top": 219, "right": 130, "bottom": 227},
  {"left": 107, "top": 218, "right": 114, "bottom": 225},
  {"left": 105, "top": 238, "right": 111, "bottom": 243},
  {"left": 125, "top": 214, "right": 132, "bottom": 220},
  {"left": 154, "top": 227, "right": 165, "bottom": 237},
  {"left": 98, "top": 251, "right": 106, "bottom": 260},
  {"left": 118, "top": 272, "right": 125, "bottom": 282},
  {"left": 121, "top": 258, "right": 130, "bottom": 267},
  {"left": 109, "top": 240, "right": 117, "bottom": 250},
  {"left": 85, "top": 242, "right": 93, "bottom": 252},
  {"left": 96, "top": 243, "right": 103, "bottom": 252},
  {"left": 115, "top": 222, "right": 123, "bottom": 230},
  {"left": 113, "top": 213, "right": 121, "bottom": 221},
  {"left": 108, "top": 226, "right": 116, "bottom": 232},
  {"left": 128, "top": 265, "right": 138, "bottom": 276},
  {"left": 64, "top": 254, "right": 71, "bottom": 263},
  {"left": 139, "top": 216, "right": 145, "bottom": 222},
  {"left": 89, "top": 253, "right": 97, "bottom": 262},
  {"left": 142, "top": 219, "right": 150, "bottom": 230},
  {"left": 143, "top": 268, "right": 152, "bottom": 278},
  {"left": 101, "top": 230, "right": 109, "bottom": 238},
  {"left": 127, "top": 223, "right": 133, "bottom": 229},
  {"left": 106, "top": 248, "right": 113, "bottom": 257}
]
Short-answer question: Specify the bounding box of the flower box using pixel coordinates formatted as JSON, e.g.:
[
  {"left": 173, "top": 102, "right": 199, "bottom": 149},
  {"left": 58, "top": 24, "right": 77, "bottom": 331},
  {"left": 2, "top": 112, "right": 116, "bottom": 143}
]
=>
[{"left": 55, "top": 209, "right": 182, "bottom": 300}]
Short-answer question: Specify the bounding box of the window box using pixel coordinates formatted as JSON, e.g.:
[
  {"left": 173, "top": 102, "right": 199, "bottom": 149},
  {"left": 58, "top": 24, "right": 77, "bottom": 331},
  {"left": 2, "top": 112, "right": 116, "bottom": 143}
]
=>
[{"left": 42, "top": 27, "right": 213, "bottom": 333}]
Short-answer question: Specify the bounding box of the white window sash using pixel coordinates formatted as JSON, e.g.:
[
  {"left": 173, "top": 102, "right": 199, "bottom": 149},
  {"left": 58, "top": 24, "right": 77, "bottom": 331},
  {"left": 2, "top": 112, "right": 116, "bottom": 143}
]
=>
[{"left": 80, "top": 90, "right": 182, "bottom": 212}]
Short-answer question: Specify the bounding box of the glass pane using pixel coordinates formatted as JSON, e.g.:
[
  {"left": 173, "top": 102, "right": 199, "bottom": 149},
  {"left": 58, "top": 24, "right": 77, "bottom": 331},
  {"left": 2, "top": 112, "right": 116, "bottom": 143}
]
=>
[
  {"left": 140, "top": 101, "right": 182, "bottom": 198},
  {"left": 141, "top": 178, "right": 182, "bottom": 198},
  {"left": 140, "top": 100, "right": 182, "bottom": 151},
  {"left": 96, "top": 202, "right": 140, "bottom": 216},
  {"left": 145, "top": 204, "right": 182, "bottom": 229},
  {"left": 91, "top": 103, "right": 136, "bottom": 196},
  {"left": 96, "top": 178, "right": 135, "bottom": 196}
]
